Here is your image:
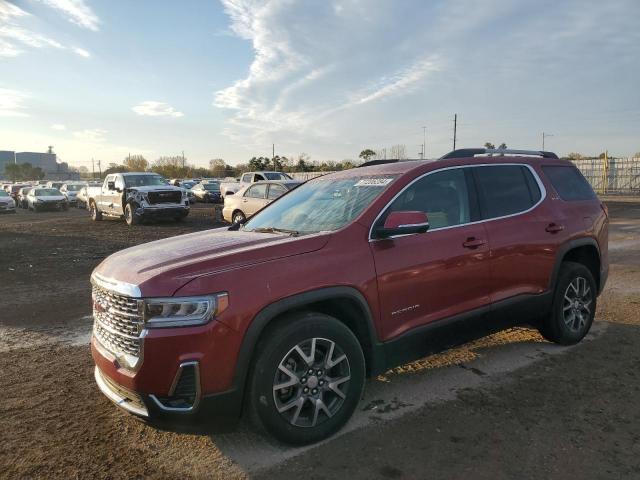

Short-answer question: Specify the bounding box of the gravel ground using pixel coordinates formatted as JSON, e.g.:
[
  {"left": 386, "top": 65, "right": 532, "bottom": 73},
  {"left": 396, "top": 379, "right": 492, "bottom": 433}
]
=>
[{"left": 0, "top": 199, "right": 639, "bottom": 479}]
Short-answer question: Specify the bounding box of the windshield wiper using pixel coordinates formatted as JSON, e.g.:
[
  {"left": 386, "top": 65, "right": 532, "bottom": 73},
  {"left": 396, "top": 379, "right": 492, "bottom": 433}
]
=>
[{"left": 251, "top": 227, "right": 300, "bottom": 237}]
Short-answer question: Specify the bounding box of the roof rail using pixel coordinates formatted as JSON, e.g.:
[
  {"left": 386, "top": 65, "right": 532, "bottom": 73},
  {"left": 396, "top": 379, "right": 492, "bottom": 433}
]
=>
[
  {"left": 358, "top": 159, "right": 400, "bottom": 167},
  {"left": 440, "top": 148, "right": 559, "bottom": 160}
]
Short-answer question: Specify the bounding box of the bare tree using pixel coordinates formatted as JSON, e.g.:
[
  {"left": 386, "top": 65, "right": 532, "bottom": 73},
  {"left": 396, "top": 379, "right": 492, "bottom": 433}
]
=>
[{"left": 388, "top": 144, "right": 407, "bottom": 160}]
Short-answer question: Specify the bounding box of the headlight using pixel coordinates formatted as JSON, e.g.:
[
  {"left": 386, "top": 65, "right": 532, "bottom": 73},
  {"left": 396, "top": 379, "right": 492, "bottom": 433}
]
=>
[{"left": 143, "top": 293, "right": 228, "bottom": 328}]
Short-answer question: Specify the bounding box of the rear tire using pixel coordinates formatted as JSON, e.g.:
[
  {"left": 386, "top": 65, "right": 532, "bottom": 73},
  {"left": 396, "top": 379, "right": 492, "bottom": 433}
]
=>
[
  {"left": 538, "top": 261, "right": 596, "bottom": 345},
  {"left": 90, "top": 201, "right": 102, "bottom": 221},
  {"left": 247, "top": 312, "right": 365, "bottom": 445},
  {"left": 232, "top": 210, "right": 246, "bottom": 224}
]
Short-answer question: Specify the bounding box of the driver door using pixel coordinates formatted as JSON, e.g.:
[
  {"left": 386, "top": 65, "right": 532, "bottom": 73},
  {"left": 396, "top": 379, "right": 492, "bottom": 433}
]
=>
[{"left": 370, "top": 167, "right": 491, "bottom": 340}]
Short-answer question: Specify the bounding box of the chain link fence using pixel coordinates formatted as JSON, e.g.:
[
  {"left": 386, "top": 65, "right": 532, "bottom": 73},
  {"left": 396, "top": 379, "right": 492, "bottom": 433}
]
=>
[{"left": 572, "top": 157, "right": 640, "bottom": 195}]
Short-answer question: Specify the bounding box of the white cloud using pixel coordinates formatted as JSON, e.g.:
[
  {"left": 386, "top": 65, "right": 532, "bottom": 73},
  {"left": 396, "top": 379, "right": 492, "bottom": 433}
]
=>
[
  {"left": 132, "top": 101, "right": 184, "bottom": 118},
  {"left": 0, "top": 0, "right": 28, "bottom": 21},
  {"left": 72, "top": 46, "right": 90, "bottom": 57},
  {"left": 0, "top": 87, "right": 29, "bottom": 116},
  {"left": 73, "top": 128, "right": 107, "bottom": 142},
  {"left": 37, "top": 0, "right": 100, "bottom": 31},
  {"left": 0, "top": 0, "right": 94, "bottom": 58},
  {"left": 51, "top": 123, "right": 66, "bottom": 130},
  {"left": 212, "top": 0, "right": 640, "bottom": 157}
]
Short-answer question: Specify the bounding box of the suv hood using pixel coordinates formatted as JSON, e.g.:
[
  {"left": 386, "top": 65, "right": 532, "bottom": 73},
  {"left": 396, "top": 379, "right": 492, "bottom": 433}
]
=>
[{"left": 93, "top": 228, "right": 329, "bottom": 297}]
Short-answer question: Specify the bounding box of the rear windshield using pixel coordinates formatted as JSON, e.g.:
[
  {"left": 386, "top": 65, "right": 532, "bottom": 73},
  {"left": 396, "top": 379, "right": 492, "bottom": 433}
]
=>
[
  {"left": 65, "top": 184, "right": 83, "bottom": 191},
  {"left": 542, "top": 166, "right": 596, "bottom": 201},
  {"left": 264, "top": 172, "right": 293, "bottom": 180},
  {"left": 203, "top": 183, "right": 220, "bottom": 190}
]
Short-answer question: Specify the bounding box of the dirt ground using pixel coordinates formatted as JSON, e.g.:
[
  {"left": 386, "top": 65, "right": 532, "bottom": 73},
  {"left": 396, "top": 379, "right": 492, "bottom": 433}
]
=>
[{"left": 1, "top": 200, "right": 639, "bottom": 479}]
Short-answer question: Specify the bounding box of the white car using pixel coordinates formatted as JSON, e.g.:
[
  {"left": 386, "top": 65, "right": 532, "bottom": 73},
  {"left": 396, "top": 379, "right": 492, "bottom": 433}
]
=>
[
  {"left": 26, "top": 188, "right": 69, "bottom": 212},
  {"left": 0, "top": 190, "right": 16, "bottom": 213},
  {"left": 60, "top": 182, "right": 86, "bottom": 206}
]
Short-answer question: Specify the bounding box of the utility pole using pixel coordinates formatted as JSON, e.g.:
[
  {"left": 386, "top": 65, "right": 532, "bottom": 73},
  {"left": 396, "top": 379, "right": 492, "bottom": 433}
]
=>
[
  {"left": 182, "top": 150, "right": 185, "bottom": 168},
  {"left": 422, "top": 126, "right": 427, "bottom": 160},
  {"left": 91, "top": 158, "right": 95, "bottom": 180},
  {"left": 272, "top": 143, "right": 275, "bottom": 160},
  {"left": 542, "top": 132, "right": 554, "bottom": 151},
  {"left": 453, "top": 114, "right": 458, "bottom": 150},
  {"left": 97, "top": 160, "right": 102, "bottom": 179}
]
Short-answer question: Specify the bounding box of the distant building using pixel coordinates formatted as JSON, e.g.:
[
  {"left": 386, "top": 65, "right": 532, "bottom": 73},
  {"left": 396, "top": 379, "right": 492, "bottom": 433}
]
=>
[
  {"left": 16, "top": 151, "right": 58, "bottom": 173},
  {"left": 0, "top": 149, "right": 79, "bottom": 180},
  {"left": 0, "top": 151, "right": 14, "bottom": 175}
]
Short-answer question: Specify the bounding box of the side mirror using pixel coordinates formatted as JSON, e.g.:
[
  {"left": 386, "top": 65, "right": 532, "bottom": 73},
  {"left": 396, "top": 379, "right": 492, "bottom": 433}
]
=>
[
  {"left": 375, "top": 211, "right": 429, "bottom": 239},
  {"left": 107, "top": 181, "right": 116, "bottom": 191}
]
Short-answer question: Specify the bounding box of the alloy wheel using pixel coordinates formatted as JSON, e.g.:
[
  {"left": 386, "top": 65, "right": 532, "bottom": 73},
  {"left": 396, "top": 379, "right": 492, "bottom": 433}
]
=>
[
  {"left": 562, "top": 276, "right": 592, "bottom": 333},
  {"left": 272, "top": 337, "right": 351, "bottom": 428}
]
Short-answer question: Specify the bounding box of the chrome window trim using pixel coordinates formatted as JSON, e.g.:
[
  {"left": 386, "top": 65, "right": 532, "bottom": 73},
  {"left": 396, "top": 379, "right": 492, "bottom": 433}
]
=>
[
  {"left": 368, "top": 163, "right": 547, "bottom": 241},
  {"left": 149, "top": 361, "right": 201, "bottom": 413},
  {"left": 91, "top": 271, "right": 142, "bottom": 298}
]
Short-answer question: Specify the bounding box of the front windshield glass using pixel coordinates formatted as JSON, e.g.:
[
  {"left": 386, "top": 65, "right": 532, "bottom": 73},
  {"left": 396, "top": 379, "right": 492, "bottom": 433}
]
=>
[
  {"left": 65, "top": 184, "right": 83, "bottom": 191},
  {"left": 35, "top": 189, "right": 61, "bottom": 196},
  {"left": 123, "top": 175, "right": 166, "bottom": 187},
  {"left": 203, "top": 182, "right": 220, "bottom": 190},
  {"left": 264, "top": 172, "right": 292, "bottom": 180},
  {"left": 243, "top": 174, "right": 397, "bottom": 234},
  {"left": 50, "top": 183, "right": 63, "bottom": 189},
  {"left": 182, "top": 181, "right": 195, "bottom": 189}
]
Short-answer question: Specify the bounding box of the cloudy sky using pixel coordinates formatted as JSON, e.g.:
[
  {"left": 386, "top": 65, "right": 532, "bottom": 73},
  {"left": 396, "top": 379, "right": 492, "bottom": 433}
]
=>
[{"left": 1, "top": 0, "right": 639, "bottom": 169}]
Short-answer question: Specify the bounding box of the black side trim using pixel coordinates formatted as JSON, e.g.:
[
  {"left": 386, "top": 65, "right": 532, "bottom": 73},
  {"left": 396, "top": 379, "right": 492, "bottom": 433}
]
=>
[{"left": 375, "top": 291, "right": 553, "bottom": 374}]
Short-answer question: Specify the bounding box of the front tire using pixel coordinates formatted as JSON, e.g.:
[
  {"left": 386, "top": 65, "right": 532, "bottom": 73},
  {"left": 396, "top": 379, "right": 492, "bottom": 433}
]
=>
[
  {"left": 247, "top": 312, "right": 365, "bottom": 445},
  {"left": 539, "top": 261, "right": 596, "bottom": 345},
  {"left": 90, "top": 201, "right": 102, "bottom": 221},
  {"left": 125, "top": 203, "right": 141, "bottom": 226}
]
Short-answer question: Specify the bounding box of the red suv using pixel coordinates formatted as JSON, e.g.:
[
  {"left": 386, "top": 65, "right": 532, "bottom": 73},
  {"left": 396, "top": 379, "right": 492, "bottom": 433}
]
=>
[{"left": 91, "top": 148, "right": 608, "bottom": 444}]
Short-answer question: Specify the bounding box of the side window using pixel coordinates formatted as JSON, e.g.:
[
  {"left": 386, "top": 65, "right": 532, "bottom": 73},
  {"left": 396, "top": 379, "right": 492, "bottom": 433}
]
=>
[
  {"left": 246, "top": 184, "right": 267, "bottom": 199},
  {"left": 384, "top": 168, "right": 472, "bottom": 229},
  {"left": 115, "top": 176, "right": 125, "bottom": 190},
  {"left": 254, "top": 173, "right": 266, "bottom": 181},
  {"left": 474, "top": 165, "right": 539, "bottom": 219},
  {"left": 242, "top": 173, "right": 251, "bottom": 183},
  {"left": 267, "top": 183, "right": 287, "bottom": 199},
  {"left": 542, "top": 165, "right": 596, "bottom": 201},
  {"left": 105, "top": 175, "right": 115, "bottom": 188}
]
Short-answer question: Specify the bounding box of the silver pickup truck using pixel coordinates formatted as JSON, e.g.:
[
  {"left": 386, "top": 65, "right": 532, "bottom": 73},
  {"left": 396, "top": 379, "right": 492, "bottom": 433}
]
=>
[
  {"left": 88, "top": 172, "right": 189, "bottom": 226},
  {"left": 220, "top": 171, "right": 293, "bottom": 197}
]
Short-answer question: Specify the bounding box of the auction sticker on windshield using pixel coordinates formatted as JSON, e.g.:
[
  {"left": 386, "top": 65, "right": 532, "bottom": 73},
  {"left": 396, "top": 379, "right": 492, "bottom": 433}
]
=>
[{"left": 354, "top": 178, "right": 394, "bottom": 187}]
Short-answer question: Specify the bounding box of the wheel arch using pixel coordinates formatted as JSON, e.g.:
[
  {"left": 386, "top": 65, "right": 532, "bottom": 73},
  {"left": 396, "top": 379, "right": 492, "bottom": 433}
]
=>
[
  {"left": 232, "top": 287, "right": 382, "bottom": 411},
  {"left": 551, "top": 238, "right": 601, "bottom": 293}
]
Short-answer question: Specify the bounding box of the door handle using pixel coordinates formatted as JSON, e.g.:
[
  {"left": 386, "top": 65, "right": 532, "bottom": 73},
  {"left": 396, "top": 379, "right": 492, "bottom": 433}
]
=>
[
  {"left": 545, "top": 223, "right": 564, "bottom": 233},
  {"left": 462, "top": 237, "right": 486, "bottom": 249}
]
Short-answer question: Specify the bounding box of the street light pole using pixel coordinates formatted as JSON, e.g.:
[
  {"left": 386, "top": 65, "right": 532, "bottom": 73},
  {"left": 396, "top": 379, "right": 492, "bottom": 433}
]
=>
[
  {"left": 542, "top": 132, "right": 554, "bottom": 151},
  {"left": 422, "top": 126, "right": 427, "bottom": 160}
]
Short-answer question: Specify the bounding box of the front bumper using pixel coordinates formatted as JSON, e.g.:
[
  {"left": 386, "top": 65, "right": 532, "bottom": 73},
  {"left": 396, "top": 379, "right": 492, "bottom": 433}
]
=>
[
  {"left": 91, "top": 312, "right": 244, "bottom": 428},
  {"left": 137, "top": 205, "right": 189, "bottom": 218}
]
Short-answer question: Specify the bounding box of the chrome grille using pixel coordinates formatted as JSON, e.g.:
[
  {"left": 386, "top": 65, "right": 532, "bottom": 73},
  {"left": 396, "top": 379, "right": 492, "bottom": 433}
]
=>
[{"left": 92, "top": 284, "right": 143, "bottom": 358}]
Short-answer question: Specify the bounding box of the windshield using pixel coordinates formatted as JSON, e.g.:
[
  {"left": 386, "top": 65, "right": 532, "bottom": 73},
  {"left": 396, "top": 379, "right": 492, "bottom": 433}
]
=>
[
  {"left": 181, "top": 181, "right": 195, "bottom": 189},
  {"left": 203, "top": 182, "right": 220, "bottom": 190},
  {"left": 65, "top": 184, "right": 83, "bottom": 191},
  {"left": 0, "top": 191, "right": 8, "bottom": 197},
  {"left": 123, "top": 175, "right": 166, "bottom": 187},
  {"left": 243, "top": 175, "right": 397, "bottom": 234},
  {"left": 35, "top": 188, "right": 62, "bottom": 196},
  {"left": 264, "top": 172, "right": 292, "bottom": 180}
]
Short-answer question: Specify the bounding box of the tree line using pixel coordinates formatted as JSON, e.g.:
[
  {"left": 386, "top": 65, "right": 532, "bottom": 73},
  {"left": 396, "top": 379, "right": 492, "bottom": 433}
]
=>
[
  {"left": 4, "top": 163, "right": 46, "bottom": 181},
  {"left": 96, "top": 154, "right": 362, "bottom": 180}
]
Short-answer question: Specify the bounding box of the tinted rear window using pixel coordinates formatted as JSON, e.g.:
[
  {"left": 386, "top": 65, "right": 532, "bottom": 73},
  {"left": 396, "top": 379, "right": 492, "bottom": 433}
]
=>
[
  {"left": 542, "top": 165, "right": 596, "bottom": 201},
  {"left": 474, "top": 165, "right": 541, "bottom": 219}
]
